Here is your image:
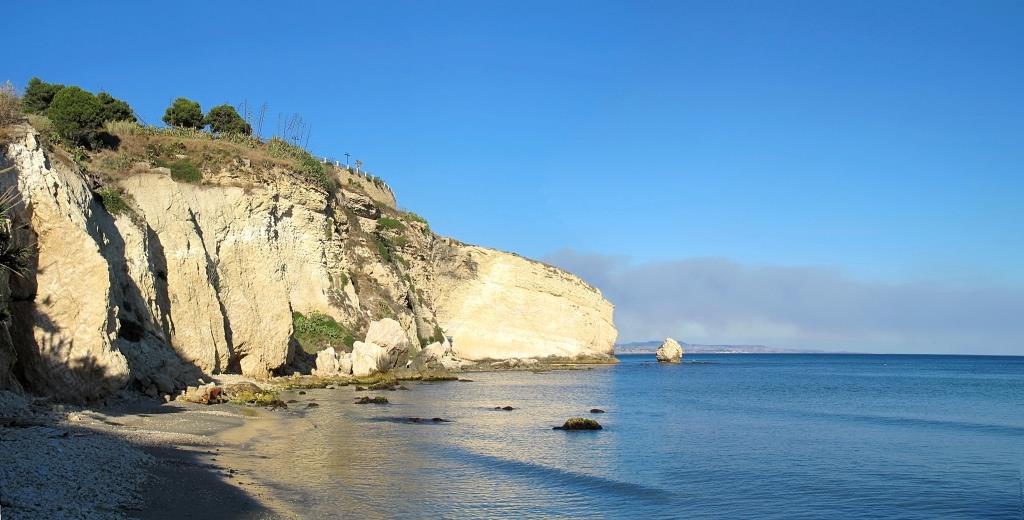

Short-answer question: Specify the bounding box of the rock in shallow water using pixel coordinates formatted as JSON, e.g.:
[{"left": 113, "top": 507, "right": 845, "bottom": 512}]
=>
[
  {"left": 553, "top": 418, "right": 603, "bottom": 430},
  {"left": 354, "top": 396, "right": 389, "bottom": 405}
]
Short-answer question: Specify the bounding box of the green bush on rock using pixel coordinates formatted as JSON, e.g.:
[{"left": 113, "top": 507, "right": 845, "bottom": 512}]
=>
[
  {"left": 97, "top": 188, "right": 131, "bottom": 216},
  {"left": 292, "top": 311, "right": 354, "bottom": 353}
]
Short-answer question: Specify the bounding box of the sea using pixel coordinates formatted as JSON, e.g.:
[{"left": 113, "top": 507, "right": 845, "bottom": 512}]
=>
[{"left": 240, "top": 354, "right": 1024, "bottom": 519}]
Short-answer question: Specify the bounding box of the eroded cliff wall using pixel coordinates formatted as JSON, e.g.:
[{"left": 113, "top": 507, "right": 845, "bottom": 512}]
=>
[
  {"left": 0, "top": 126, "right": 616, "bottom": 400},
  {"left": 425, "top": 246, "right": 617, "bottom": 361}
]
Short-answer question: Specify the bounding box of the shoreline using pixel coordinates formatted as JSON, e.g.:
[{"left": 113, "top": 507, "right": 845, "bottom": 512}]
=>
[
  {"left": 0, "top": 359, "right": 616, "bottom": 519},
  {"left": 0, "top": 391, "right": 293, "bottom": 519}
]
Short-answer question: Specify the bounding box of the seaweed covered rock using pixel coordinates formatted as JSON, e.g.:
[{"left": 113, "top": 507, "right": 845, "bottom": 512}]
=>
[
  {"left": 554, "top": 417, "right": 603, "bottom": 430},
  {"left": 354, "top": 395, "right": 389, "bottom": 405}
]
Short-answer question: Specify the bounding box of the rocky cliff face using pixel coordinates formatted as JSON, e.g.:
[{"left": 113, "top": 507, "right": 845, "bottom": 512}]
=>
[
  {"left": 0, "top": 126, "right": 616, "bottom": 400},
  {"left": 426, "top": 246, "right": 616, "bottom": 361}
]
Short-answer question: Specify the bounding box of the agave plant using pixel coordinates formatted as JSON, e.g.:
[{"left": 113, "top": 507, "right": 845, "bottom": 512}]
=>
[{"left": 0, "top": 187, "right": 33, "bottom": 277}]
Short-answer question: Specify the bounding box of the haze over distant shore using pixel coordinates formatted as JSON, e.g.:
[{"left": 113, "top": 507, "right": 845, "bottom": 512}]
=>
[{"left": 615, "top": 340, "right": 825, "bottom": 355}]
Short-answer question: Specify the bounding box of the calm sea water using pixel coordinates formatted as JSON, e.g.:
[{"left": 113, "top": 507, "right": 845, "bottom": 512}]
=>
[{"left": 243, "top": 354, "right": 1024, "bottom": 518}]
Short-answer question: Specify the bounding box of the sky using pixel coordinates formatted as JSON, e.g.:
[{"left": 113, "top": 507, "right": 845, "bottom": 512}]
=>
[{"left": 5, "top": 1, "right": 1023, "bottom": 354}]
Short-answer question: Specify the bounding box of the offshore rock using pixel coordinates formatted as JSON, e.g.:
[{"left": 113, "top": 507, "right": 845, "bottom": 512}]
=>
[{"left": 655, "top": 338, "right": 684, "bottom": 363}]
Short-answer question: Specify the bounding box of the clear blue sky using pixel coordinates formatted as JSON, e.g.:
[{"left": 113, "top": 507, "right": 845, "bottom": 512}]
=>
[{"left": 7, "top": 1, "right": 1023, "bottom": 351}]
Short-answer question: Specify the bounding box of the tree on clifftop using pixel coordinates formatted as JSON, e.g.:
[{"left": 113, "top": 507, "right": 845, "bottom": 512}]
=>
[
  {"left": 204, "top": 104, "right": 251, "bottom": 135},
  {"left": 97, "top": 92, "right": 136, "bottom": 123},
  {"left": 21, "top": 77, "right": 64, "bottom": 113},
  {"left": 162, "top": 97, "right": 203, "bottom": 128},
  {"left": 47, "top": 86, "right": 104, "bottom": 145}
]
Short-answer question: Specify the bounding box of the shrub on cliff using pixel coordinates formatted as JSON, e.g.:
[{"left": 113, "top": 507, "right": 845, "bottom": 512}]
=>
[
  {"left": 162, "top": 97, "right": 203, "bottom": 128},
  {"left": 21, "top": 77, "right": 64, "bottom": 113},
  {"left": 203, "top": 104, "right": 251, "bottom": 135},
  {"left": 0, "top": 81, "right": 21, "bottom": 127},
  {"left": 377, "top": 216, "right": 404, "bottom": 231},
  {"left": 96, "top": 188, "right": 132, "bottom": 216},
  {"left": 47, "top": 86, "right": 105, "bottom": 146},
  {"left": 267, "top": 137, "right": 332, "bottom": 191},
  {"left": 293, "top": 311, "right": 354, "bottom": 353},
  {"left": 0, "top": 188, "right": 33, "bottom": 277},
  {"left": 96, "top": 92, "right": 136, "bottom": 123},
  {"left": 156, "top": 158, "right": 201, "bottom": 183}
]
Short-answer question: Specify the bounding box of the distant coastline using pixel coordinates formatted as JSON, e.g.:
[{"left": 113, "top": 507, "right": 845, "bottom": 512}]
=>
[{"left": 615, "top": 340, "right": 826, "bottom": 355}]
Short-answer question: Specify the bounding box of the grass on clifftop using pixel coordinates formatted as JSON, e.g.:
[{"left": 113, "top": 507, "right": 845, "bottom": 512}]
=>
[
  {"left": 80, "top": 121, "right": 338, "bottom": 191},
  {"left": 156, "top": 158, "right": 201, "bottom": 183},
  {"left": 292, "top": 311, "right": 355, "bottom": 353}
]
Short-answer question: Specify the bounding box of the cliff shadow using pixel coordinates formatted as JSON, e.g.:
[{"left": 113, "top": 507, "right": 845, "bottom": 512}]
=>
[
  {"left": 2, "top": 162, "right": 209, "bottom": 401},
  {"left": 1, "top": 418, "right": 269, "bottom": 519},
  {"left": 84, "top": 195, "right": 209, "bottom": 395}
]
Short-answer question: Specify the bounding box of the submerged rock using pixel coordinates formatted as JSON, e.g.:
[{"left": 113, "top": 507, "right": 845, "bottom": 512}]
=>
[
  {"left": 590, "top": 408, "right": 606, "bottom": 414},
  {"left": 655, "top": 338, "right": 684, "bottom": 363},
  {"left": 494, "top": 406, "right": 515, "bottom": 411},
  {"left": 554, "top": 418, "right": 603, "bottom": 431},
  {"left": 402, "top": 417, "right": 450, "bottom": 424},
  {"left": 354, "top": 396, "right": 389, "bottom": 405},
  {"left": 367, "top": 381, "right": 398, "bottom": 391}
]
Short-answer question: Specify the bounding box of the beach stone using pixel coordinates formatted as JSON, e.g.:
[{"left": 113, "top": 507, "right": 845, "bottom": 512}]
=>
[
  {"left": 420, "top": 340, "right": 464, "bottom": 371},
  {"left": 225, "top": 382, "right": 264, "bottom": 396},
  {"left": 313, "top": 347, "right": 353, "bottom": 376},
  {"left": 314, "top": 347, "right": 341, "bottom": 375},
  {"left": 338, "top": 352, "right": 353, "bottom": 375},
  {"left": 365, "top": 318, "right": 413, "bottom": 368},
  {"left": 352, "top": 341, "right": 388, "bottom": 377},
  {"left": 655, "top": 338, "right": 683, "bottom": 363},
  {"left": 181, "top": 383, "right": 222, "bottom": 405},
  {"left": 422, "top": 341, "right": 447, "bottom": 362},
  {"left": 151, "top": 373, "right": 176, "bottom": 395}
]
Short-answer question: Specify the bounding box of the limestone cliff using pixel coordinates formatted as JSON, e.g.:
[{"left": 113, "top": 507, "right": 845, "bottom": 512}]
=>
[
  {"left": 0, "top": 125, "right": 616, "bottom": 400},
  {"left": 425, "top": 246, "right": 616, "bottom": 361}
]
